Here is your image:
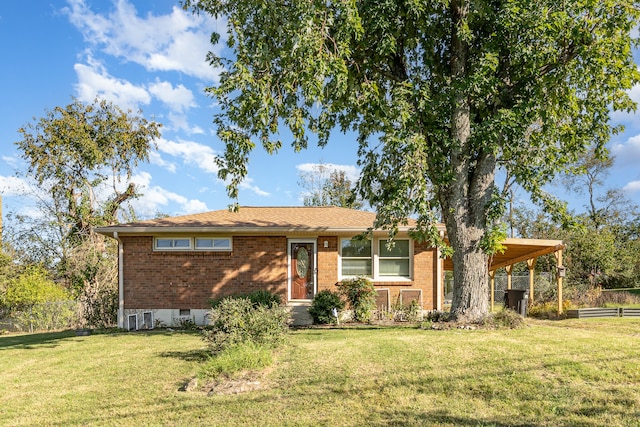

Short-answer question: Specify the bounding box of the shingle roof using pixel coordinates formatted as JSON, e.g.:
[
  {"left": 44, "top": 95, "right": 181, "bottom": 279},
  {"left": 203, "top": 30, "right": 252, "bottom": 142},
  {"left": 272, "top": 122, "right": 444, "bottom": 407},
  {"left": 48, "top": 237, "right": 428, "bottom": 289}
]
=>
[{"left": 95, "top": 206, "right": 424, "bottom": 236}]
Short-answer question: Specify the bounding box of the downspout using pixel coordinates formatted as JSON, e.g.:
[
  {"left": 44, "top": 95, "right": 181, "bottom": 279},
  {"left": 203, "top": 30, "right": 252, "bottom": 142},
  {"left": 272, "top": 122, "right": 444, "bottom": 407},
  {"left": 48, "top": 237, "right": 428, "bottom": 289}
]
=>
[
  {"left": 113, "top": 231, "right": 124, "bottom": 329},
  {"left": 436, "top": 231, "right": 444, "bottom": 311}
]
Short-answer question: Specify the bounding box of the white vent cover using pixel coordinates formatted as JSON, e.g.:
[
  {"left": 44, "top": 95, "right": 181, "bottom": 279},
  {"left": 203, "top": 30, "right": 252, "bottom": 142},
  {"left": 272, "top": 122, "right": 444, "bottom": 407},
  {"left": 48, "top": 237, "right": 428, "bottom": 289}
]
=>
[
  {"left": 142, "top": 311, "right": 154, "bottom": 330},
  {"left": 127, "top": 314, "right": 138, "bottom": 331}
]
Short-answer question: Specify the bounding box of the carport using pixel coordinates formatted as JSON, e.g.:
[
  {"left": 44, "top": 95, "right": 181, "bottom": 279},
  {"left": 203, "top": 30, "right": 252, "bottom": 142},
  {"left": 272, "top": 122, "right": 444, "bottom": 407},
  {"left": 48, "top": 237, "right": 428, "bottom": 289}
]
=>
[{"left": 443, "top": 238, "right": 566, "bottom": 313}]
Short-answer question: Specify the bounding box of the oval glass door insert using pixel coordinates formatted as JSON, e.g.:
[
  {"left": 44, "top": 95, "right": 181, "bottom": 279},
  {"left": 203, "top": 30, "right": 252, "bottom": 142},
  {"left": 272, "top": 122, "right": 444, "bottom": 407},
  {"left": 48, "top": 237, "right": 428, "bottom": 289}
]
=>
[{"left": 296, "top": 247, "right": 309, "bottom": 277}]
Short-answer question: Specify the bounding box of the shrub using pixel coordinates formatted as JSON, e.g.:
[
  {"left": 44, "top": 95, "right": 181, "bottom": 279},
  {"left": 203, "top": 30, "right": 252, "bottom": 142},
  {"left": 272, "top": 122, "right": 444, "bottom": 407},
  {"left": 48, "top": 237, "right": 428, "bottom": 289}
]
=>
[
  {"left": 209, "top": 290, "right": 282, "bottom": 309},
  {"left": 391, "top": 300, "right": 422, "bottom": 322},
  {"left": 202, "top": 297, "right": 289, "bottom": 354},
  {"left": 9, "top": 301, "right": 77, "bottom": 332},
  {"left": 337, "top": 277, "right": 377, "bottom": 323},
  {"left": 1, "top": 266, "right": 69, "bottom": 311},
  {"left": 245, "top": 290, "right": 282, "bottom": 308},
  {"left": 309, "top": 290, "right": 345, "bottom": 324}
]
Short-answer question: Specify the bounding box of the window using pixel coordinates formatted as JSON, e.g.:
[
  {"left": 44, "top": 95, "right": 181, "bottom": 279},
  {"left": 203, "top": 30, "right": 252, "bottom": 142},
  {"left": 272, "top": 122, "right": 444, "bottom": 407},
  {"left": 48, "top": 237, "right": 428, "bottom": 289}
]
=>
[
  {"left": 154, "top": 237, "right": 232, "bottom": 251},
  {"left": 195, "top": 237, "right": 232, "bottom": 251},
  {"left": 155, "top": 238, "right": 191, "bottom": 250},
  {"left": 340, "top": 237, "right": 412, "bottom": 280},
  {"left": 379, "top": 240, "right": 410, "bottom": 277},
  {"left": 340, "top": 238, "right": 372, "bottom": 276}
]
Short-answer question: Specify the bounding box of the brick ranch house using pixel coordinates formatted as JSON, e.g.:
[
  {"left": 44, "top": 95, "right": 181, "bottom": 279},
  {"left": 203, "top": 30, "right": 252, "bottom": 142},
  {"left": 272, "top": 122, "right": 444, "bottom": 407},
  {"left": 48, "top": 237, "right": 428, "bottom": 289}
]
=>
[{"left": 96, "top": 206, "right": 565, "bottom": 329}]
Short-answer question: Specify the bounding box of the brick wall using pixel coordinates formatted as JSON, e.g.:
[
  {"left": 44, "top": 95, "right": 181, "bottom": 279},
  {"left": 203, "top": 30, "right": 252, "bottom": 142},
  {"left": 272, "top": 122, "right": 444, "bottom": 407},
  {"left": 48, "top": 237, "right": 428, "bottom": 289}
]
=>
[
  {"left": 121, "top": 236, "right": 288, "bottom": 309},
  {"left": 121, "top": 235, "right": 439, "bottom": 310}
]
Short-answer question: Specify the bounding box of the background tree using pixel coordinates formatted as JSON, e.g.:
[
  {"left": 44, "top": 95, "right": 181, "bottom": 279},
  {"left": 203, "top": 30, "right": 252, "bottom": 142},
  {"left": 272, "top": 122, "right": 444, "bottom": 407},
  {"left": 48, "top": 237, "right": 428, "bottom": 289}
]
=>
[
  {"left": 559, "top": 149, "right": 640, "bottom": 290},
  {"left": 12, "top": 97, "right": 161, "bottom": 327},
  {"left": 299, "top": 164, "right": 363, "bottom": 209},
  {"left": 187, "top": 0, "right": 639, "bottom": 321}
]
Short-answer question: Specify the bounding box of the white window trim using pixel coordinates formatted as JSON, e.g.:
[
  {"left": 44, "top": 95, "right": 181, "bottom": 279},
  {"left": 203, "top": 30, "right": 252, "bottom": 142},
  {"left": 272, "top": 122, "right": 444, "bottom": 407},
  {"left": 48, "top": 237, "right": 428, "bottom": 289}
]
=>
[
  {"left": 339, "top": 238, "right": 373, "bottom": 278},
  {"left": 154, "top": 237, "right": 193, "bottom": 251},
  {"left": 339, "top": 237, "right": 413, "bottom": 282},
  {"left": 153, "top": 237, "right": 232, "bottom": 252}
]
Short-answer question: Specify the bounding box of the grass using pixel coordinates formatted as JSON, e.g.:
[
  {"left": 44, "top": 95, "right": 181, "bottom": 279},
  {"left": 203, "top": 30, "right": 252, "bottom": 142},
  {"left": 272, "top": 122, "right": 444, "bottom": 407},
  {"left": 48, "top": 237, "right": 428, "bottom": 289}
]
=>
[{"left": 1, "top": 319, "right": 640, "bottom": 426}]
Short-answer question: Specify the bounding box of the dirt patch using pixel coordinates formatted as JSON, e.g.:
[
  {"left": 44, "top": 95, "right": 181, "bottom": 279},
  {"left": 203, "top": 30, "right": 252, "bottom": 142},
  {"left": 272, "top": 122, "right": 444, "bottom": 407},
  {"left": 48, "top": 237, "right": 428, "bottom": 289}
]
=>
[
  {"left": 182, "top": 371, "right": 271, "bottom": 396},
  {"left": 205, "top": 377, "right": 265, "bottom": 395}
]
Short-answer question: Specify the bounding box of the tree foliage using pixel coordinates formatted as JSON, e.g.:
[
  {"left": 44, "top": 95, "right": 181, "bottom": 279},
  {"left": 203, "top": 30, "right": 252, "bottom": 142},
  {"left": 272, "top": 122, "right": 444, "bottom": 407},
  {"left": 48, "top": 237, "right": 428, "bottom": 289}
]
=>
[
  {"left": 187, "top": 0, "right": 639, "bottom": 321},
  {"left": 12, "top": 98, "right": 161, "bottom": 327},
  {"left": 299, "top": 163, "right": 363, "bottom": 209},
  {"left": 16, "top": 98, "right": 161, "bottom": 243},
  {"left": 0, "top": 265, "right": 69, "bottom": 312}
]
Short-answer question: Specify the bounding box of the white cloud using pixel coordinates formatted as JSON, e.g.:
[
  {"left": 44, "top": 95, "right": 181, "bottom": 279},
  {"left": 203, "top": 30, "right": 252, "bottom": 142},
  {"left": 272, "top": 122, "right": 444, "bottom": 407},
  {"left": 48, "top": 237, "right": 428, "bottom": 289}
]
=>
[
  {"left": 156, "top": 138, "right": 219, "bottom": 174},
  {"left": 166, "top": 112, "right": 205, "bottom": 134},
  {"left": 239, "top": 177, "right": 270, "bottom": 197},
  {"left": 148, "top": 80, "right": 195, "bottom": 113},
  {"left": 2, "top": 155, "right": 20, "bottom": 169},
  {"left": 611, "top": 134, "right": 640, "bottom": 166},
  {"left": 623, "top": 181, "right": 640, "bottom": 193},
  {"left": 0, "top": 175, "right": 30, "bottom": 197},
  {"left": 148, "top": 151, "right": 177, "bottom": 173},
  {"left": 129, "top": 172, "right": 208, "bottom": 215},
  {"left": 65, "top": 0, "right": 223, "bottom": 81},
  {"left": 296, "top": 162, "right": 361, "bottom": 182},
  {"left": 74, "top": 60, "right": 151, "bottom": 110}
]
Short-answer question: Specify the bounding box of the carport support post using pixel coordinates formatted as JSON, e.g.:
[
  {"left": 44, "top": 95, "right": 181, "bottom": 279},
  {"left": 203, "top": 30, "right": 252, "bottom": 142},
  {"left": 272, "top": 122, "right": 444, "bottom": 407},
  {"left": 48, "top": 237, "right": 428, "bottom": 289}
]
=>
[
  {"left": 489, "top": 270, "right": 496, "bottom": 312},
  {"left": 505, "top": 265, "right": 513, "bottom": 290},
  {"left": 527, "top": 258, "right": 536, "bottom": 304},
  {"left": 555, "top": 249, "right": 564, "bottom": 314}
]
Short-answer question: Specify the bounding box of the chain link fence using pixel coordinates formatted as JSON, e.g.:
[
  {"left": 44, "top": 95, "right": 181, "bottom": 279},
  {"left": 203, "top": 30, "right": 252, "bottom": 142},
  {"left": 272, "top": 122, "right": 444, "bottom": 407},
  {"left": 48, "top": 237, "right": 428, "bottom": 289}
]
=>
[
  {"left": 444, "top": 272, "right": 555, "bottom": 305},
  {"left": 0, "top": 301, "right": 81, "bottom": 333}
]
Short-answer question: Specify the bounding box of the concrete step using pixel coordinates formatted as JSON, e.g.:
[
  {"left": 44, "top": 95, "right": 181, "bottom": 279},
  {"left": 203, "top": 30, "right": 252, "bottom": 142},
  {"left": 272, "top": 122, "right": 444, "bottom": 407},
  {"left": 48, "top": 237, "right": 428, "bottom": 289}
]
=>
[{"left": 288, "top": 304, "right": 313, "bottom": 326}]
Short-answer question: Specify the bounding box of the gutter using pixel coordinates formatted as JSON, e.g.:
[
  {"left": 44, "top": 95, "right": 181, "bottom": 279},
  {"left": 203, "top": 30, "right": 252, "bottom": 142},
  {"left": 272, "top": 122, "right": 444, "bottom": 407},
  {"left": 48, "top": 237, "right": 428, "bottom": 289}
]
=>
[
  {"left": 94, "top": 225, "right": 445, "bottom": 236},
  {"left": 113, "top": 231, "right": 124, "bottom": 329}
]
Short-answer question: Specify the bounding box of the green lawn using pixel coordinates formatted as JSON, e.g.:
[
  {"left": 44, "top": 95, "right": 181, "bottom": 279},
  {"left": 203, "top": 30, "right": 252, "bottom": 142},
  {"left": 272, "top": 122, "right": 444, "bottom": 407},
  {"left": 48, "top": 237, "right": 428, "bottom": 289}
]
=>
[{"left": 1, "top": 319, "right": 640, "bottom": 426}]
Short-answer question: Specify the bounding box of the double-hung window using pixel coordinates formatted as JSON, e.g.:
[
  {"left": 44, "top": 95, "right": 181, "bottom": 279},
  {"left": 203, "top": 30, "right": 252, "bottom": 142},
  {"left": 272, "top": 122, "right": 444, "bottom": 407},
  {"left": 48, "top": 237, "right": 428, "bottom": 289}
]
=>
[
  {"left": 340, "top": 237, "right": 412, "bottom": 280},
  {"left": 340, "top": 238, "right": 372, "bottom": 276},
  {"left": 378, "top": 239, "right": 410, "bottom": 278}
]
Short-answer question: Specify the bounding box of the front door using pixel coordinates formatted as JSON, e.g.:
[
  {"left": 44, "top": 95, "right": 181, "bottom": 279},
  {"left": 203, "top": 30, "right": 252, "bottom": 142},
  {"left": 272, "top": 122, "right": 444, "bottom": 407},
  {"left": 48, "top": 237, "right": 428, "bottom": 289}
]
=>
[{"left": 290, "top": 242, "right": 315, "bottom": 300}]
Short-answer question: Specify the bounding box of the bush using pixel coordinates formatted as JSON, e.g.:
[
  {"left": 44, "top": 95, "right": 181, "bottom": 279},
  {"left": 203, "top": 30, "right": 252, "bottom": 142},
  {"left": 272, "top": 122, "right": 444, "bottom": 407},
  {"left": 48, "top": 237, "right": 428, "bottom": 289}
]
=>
[
  {"left": 309, "top": 290, "right": 345, "bottom": 324},
  {"left": 9, "top": 301, "right": 77, "bottom": 332},
  {"left": 390, "top": 300, "right": 422, "bottom": 322},
  {"left": 337, "top": 277, "right": 377, "bottom": 323},
  {"left": 1, "top": 266, "right": 69, "bottom": 311},
  {"left": 245, "top": 290, "right": 282, "bottom": 308},
  {"left": 202, "top": 297, "right": 289, "bottom": 354},
  {"left": 209, "top": 290, "right": 282, "bottom": 309}
]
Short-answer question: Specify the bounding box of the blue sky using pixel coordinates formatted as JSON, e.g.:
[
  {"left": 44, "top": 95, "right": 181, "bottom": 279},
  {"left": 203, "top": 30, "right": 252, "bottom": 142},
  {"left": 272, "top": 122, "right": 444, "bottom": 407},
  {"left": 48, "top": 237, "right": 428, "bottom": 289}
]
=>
[{"left": 1, "top": 0, "right": 639, "bottom": 222}]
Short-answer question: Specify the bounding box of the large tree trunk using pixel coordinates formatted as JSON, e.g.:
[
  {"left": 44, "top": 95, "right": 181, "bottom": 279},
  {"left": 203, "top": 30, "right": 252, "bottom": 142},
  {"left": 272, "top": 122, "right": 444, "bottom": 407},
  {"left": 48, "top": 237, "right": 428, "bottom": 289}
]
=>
[
  {"left": 441, "top": 0, "right": 494, "bottom": 323},
  {"left": 443, "top": 207, "right": 491, "bottom": 322}
]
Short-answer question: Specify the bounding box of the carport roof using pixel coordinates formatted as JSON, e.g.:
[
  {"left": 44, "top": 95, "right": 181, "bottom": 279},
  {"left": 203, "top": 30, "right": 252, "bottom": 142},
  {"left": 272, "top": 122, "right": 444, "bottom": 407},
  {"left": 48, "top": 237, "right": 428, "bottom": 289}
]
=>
[{"left": 443, "top": 237, "right": 565, "bottom": 272}]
